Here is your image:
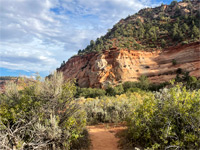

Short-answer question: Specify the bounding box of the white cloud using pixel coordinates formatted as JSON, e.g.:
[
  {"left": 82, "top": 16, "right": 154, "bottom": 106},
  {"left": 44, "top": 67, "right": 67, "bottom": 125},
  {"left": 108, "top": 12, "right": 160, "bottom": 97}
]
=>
[{"left": 0, "top": 0, "right": 159, "bottom": 75}]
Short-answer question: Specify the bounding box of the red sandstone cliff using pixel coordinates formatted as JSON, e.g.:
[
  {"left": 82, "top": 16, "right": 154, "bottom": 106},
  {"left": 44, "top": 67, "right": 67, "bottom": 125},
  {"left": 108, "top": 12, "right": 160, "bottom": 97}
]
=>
[{"left": 58, "top": 42, "right": 200, "bottom": 88}]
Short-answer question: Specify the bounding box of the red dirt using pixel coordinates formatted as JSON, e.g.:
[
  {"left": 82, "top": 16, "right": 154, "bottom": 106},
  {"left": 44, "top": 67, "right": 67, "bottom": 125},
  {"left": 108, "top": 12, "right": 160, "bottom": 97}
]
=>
[{"left": 87, "top": 124, "right": 126, "bottom": 150}]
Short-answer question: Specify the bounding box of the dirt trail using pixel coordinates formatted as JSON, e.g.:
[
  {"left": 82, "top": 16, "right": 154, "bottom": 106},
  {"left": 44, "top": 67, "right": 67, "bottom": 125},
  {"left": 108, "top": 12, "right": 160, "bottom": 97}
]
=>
[{"left": 87, "top": 124, "right": 126, "bottom": 150}]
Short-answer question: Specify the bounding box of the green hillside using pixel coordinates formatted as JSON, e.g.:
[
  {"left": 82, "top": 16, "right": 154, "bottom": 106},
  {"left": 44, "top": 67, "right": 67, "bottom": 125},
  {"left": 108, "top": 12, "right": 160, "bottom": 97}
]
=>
[{"left": 78, "top": 0, "right": 200, "bottom": 55}]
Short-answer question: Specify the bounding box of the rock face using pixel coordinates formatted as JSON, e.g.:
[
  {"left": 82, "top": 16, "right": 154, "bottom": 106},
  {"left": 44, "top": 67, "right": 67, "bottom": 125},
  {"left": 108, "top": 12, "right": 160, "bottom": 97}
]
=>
[
  {"left": 0, "top": 77, "right": 36, "bottom": 93},
  {"left": 59, "top": 42, "right": 200, "bottom": 88}
]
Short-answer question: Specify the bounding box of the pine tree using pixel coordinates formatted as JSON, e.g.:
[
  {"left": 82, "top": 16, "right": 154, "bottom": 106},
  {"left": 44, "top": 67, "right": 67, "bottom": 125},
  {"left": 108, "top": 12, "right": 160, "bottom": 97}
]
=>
[
  {"left": 182, "top": 23, "right": 189, "bottom": 33},
  {"left": 90, "top": 40, "right": 95, "bottom": 46},
  {"left": 78, "top": 49, "right": 82, "bottom": 55},
  {"left": 149, "top": 26, "right": 157, "bottom": 41},
  {"left": 172, "top": 23, "right": 179, "bottom": 40},
  {"left": 191, "top": 25, "right": 200, "bottom": 39}
]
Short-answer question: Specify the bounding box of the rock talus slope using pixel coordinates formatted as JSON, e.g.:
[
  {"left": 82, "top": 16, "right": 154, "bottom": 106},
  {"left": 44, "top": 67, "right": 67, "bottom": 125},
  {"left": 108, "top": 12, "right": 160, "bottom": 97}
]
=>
[{"left": 59, "top": 42, "right": 200, "bottom": 88}]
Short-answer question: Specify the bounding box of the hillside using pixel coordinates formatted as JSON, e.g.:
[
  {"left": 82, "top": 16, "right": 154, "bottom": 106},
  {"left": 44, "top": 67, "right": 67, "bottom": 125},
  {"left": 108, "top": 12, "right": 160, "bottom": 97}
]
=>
[
  {"left": 76, "top": 0, "right": 200, "bottom": 55},
  {"left": 58, "top": 0, "right": 200, "bottom": 88}
]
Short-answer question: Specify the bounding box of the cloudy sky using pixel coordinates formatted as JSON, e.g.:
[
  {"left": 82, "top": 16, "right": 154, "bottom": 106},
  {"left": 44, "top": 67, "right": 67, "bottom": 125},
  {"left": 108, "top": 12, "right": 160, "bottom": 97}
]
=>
[{"left": 0, "top": 0, "right": 172, "bottom": 77}]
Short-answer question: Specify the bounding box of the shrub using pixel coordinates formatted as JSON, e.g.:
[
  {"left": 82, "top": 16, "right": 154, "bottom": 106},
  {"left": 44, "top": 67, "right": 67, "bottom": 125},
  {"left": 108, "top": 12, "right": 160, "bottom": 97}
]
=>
[
  {"left": 127, "top": 87, "right": 141, "bottom": 93},
  {"left": 105, "top": 86, "right": 116, "bottom": 96},
  {"left": 172, "top": 59, "right": 177, "bottom": 65},
  {"left": 187, "top": 76, "right": 200, "bottom": 89},
  {"left": 76, "top": 87, "right": 106, "bottom": 98},
  {"left": 138, "top": 75, "right": 149, "bottom": 90},
  {"left": 149, "top": 82, "right": 169, "bottom": 91},
  {"left": 181, "top": 41, "right": 188, "bottom": 45},
  {"left": 170, "top": 1, "right": 178, "bottom": 7},
  {"left": 161, "top": 39, "right": 166, "bottom": 48},
  {"left": 0, "top": 72, "right": 86, "bottom": 150},
  {"left": 123, "top": 81, "right": 138, "bottom": 92},
  {"left": 176, "top": 68, "right": 182, "bottom": 74},
  {"left": 126, "top": 85, "right": 200, "bottom": 149},
  {"left": 114, "top": 84, "right": 124, "bottom": 95},
  {"left": 84, "top": 91, "right": 150, "bottom": 124},
  {"left": 106, "top": 85, "right": 124, "bottom": 96}
]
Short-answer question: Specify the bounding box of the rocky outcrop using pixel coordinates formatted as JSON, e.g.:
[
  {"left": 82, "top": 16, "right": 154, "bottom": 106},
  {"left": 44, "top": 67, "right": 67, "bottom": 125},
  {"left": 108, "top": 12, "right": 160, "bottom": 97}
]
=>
[
  {"left": 59, "top": 42, "right": 200, "bottom": 88},
  {"left": 0, "top": 77, "right": 35, "bottom": 93}
]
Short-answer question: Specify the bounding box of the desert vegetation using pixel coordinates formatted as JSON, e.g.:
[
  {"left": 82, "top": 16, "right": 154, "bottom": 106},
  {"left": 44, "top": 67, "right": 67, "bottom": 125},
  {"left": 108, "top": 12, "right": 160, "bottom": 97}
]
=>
[
  {"left": 1, "top": 0, "right": 200, "bottom": 149},
  {"left": 125, "top": 84, "right": 200, "bottom": 149},
  {"left": 0, "top": 72, "right": 88, "bottom": 150},
  {"left": 84, "top": 86, "right": 200, "bottom": 149},
  {"left": 80, "top": 79, "right": 200, "bottom": 149},
  {"left": 0, "top": 72, "right": 200, "bottom": 149}
]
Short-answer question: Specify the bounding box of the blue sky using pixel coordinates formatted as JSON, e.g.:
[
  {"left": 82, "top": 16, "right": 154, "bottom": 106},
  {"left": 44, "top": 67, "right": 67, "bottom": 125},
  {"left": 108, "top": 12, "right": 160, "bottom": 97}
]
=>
[{"left": 0, "top": 0, "right": 174, "bottom": 77}]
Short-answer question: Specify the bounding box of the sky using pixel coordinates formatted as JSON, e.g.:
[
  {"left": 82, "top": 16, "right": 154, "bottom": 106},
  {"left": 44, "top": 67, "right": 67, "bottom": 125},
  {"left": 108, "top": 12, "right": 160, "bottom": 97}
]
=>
[{"left": 0, "top": 0, "right": 173, "bottom": 77}]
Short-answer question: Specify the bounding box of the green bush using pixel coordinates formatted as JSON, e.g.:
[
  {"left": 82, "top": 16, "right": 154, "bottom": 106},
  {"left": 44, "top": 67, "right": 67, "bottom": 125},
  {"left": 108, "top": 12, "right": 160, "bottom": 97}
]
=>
[
  {"left": 161, "top": 39, "right": 166, "bottom": 48},
  {"left": 126, "top": 85, "right": 200, "bottom": 149},
  {"left": 174, "top": 70, "right": 200, "bottom": 90},
  {"left": 172, "top": 59, "right": 177, "bottom": 65},
  {"left": 84, "top": 91, "right": 150, "bottom": 124},
  {"left": 123, "top": 76, "right": 167, "bottom": 92},
  {"left": 181, "top": 40, "right": 188, "bottom": 45},
  {"left": 106, "top": 84, "right": 124, "bottom": 96},
  {"left": 126, "top": 87, "right": 141, "bottom": 93},
  {"left": 138, "top": 75, "right": 150, "bottom": 90},
  {"left": 0, "top": 72, "right": 86, "bottom": 150},
  {"left": 76, "top": 87, "right": 106, "bottom": 98},
  {"left": 149, "top": 82, "right": 169, "bottom": 91},
  {"left": 123, "top": 81, "right": 138, "bottom": 92}
]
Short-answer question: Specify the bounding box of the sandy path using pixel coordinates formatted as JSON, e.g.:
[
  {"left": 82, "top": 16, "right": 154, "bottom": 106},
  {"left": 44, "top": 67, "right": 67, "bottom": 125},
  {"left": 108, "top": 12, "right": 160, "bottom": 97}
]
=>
[{"left": 87, "top": 124, "right": 126, "bottom": 150}]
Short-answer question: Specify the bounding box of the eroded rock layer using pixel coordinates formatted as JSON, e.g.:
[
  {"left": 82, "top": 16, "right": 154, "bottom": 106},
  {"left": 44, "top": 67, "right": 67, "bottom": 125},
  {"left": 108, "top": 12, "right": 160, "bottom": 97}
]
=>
[{"left": 59, "top": 42, "right": 200, "bottom": 88}]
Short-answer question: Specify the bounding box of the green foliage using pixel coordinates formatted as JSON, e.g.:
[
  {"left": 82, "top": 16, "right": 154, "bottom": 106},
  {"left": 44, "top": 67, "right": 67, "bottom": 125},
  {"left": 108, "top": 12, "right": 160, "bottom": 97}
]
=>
[
  {"left": 182, "top": 23, "right": 189, "bottom": 33},
  {"left": 138, "top": 75, "right": 150, "bottom": 90},
  {"left": 122, "top": 81, "right": 138, "bottom": 92},
  {"left": 114, "top": 84, "right": 124, "bottom": 95},
  {"left": 123, "top": 78, "right": 167, "bottom": 93},
  {"left": 0, "top": 72, "right": 86, "bottom": 150},
  {"left": 126, "top": 85, "right": 200, "bottom": 149},
  {"left": 161, "top": 39, "right": 166, "bottom": 48},
  {"left": 176, "top": 68, "right": 182, "bottom": 74},
  {"left": 76, "top": 87, "right": 106, "bottom": 98},
  {"left": 175, "top": 70, "right": 200, "bottom": 90},
  {"left": 172, "top": 23, "right": 184, "bottom": 41},
  {"left": 170, "top": 0, "right": 178, "bottom": 6},
  {"left": 191, "top": 25, "right": 200, "bottom": 39},
  {"left": 149, "top": 82, "right": 169, "bottom": 91},
  {"left": 76, "top": 75, "right": 164, "bottom": 99},
  {"left": 1, "top": 72, "right": 199, "bottom": 150},
  {"left": 122, "top": 75, "right": 150, "bottom": 92},
  {"left": 148, "top": 26, "right": 158, "bottom": 41},
  {"left": 106, "top": 84, "right": 124, "bottom": 96},
  {"left": 105, "top": 86, "right": 116, "bottom": 96},
  {"left": 74, "top": 0, "right": 200, "bottom": 56},
  {"left": 84, "top": 91, "right": 150, "bottom": 124},
  {"left": 60, "top": 60, "right": 66, "bottom": 67},
  {"left": 172, "top": 59, "right": 177, "bottom": 65},
  {"left": 181, "top": 40, "right": 188, "bottom": 45},
  {"left": 70, "top": 129, "right": 90, "bottom": 150}
]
